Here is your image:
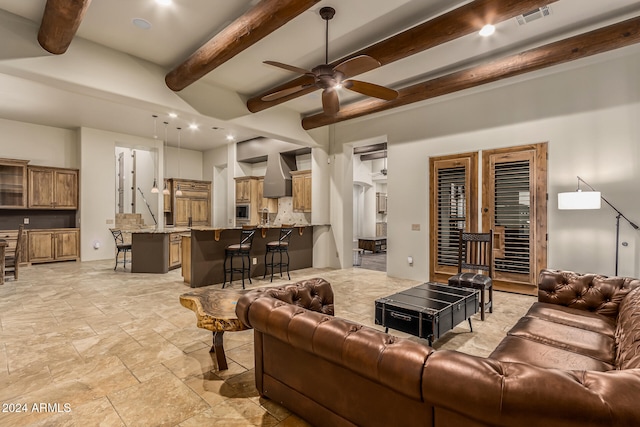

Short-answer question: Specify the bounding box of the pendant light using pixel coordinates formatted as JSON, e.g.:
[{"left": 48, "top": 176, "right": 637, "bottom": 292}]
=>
[
  {"left": 150, "top": 115, "right": 159, "bottom": 193},
  {"left": 162, "top": 121, "right": 170, "bottom": 195},
  {"left": 175, "top": 127, "right": 183, "bottom": 196}
]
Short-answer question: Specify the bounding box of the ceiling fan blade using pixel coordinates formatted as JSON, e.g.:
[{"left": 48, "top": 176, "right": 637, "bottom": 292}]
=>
[
  {"left": 264, "top": 60, "right": 312, "bottom": 75},
  {"left": 344, "top": 80, "right": 398, "bottom": 101},
  {"left": 261, "top": 75, "right": 316, "bottom": 102},
  {"left": 322, "top": 89, "right": 340, "bottom": 115},
  {"left": 333, "top": 55, "right": 381, "bottom": 79}
]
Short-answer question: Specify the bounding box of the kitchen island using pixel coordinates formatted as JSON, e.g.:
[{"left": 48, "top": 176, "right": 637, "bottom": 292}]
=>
[
  {"left": 185, "top": 226, "right": 314, "bottom": 288},
  {"left": 131, "top": 228, "right": 190, "bottom": 273}
]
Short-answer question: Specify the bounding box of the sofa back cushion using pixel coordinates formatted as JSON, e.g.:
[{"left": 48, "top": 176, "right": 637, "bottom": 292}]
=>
[
  {"left": 538, "top": 269, "right": 640, "bottom": 320},
  {"left": 615, "top": 286, "right": 640, "bottom": 369}
]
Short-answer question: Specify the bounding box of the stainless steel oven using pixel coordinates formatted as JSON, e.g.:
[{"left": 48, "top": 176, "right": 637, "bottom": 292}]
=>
[{"left": 236, "top": 204, "right": 250, "bottom": 222}]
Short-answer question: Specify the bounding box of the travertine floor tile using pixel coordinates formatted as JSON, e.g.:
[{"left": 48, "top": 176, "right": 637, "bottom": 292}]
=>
[{"left": 0, "top": 259, "right": 534, "bottom": 426}]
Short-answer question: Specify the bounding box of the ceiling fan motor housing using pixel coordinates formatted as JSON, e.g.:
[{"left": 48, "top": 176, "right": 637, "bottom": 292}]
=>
[{"left": 319, "top": 7, "right": 335, "bottom": 20}]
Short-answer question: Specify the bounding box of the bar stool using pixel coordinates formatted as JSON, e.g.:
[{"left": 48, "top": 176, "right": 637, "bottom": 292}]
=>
[
  {"left": 264, "top": 225, "right": 294, "bottom": 282},
  {"left": 223, "top": 226, "right": 256, "bottom": 289}
]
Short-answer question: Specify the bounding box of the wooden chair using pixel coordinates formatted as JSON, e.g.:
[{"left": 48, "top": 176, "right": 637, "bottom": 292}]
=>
[
  {"left": 448, "top": 229, "right": 494, "bottom": 321},
  {"left": 4, "top": 225, "right": 24, "bottom": 281},
  {"left": 110, "top": 228, "right": 132, "bottom": 271}
]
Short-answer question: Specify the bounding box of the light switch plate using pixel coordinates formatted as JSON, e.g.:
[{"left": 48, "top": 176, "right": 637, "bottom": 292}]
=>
[{"left": 411, "top": 224, "right": 420, "bottom": 231}]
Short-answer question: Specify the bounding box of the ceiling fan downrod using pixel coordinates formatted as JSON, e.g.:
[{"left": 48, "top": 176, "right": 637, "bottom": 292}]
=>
[{"left": 319, "top": 7, "right": 335, "bottom": 65}]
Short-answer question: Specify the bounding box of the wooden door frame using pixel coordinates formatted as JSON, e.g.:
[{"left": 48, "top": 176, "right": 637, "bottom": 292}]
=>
[
  {"left": 429, "top": 151, "right": 478, "bottom": 284},
  {"left": 481, "top": 142, "right": 547, "bottom": 295}
]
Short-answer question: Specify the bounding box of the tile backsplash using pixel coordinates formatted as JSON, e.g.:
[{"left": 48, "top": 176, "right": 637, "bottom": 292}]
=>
[{"left": 270, "top": 197, "right": 311, "bottom": 225}]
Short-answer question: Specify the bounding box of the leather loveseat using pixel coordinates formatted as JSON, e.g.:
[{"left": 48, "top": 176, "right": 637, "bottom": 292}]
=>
[{"left": 235, "top": 271, "right": 640, "bottom": 427}]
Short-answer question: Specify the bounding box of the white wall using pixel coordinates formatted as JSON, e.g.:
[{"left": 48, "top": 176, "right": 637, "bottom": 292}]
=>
[
  {"left": 332, "top": 46, "right": 640, "bottom": 280},
  {"left": 0, "top": 118, "right": 78, "bottom": 168}
]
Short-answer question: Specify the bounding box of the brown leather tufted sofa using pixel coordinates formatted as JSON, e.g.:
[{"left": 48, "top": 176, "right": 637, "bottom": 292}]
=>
[{"left": 236, "top": 272, "right": 640, "bottom": 427}]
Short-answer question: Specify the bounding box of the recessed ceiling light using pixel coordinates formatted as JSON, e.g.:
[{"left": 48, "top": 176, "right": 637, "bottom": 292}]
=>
[
  {"left": 479, "top": 24, "right": 495, "bottom": 37},
  {"left": 132, "top": 18, "right": 151, "bottom": 30}
]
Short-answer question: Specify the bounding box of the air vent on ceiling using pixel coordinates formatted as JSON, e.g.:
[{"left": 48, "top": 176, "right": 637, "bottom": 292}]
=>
[{"left": 516, "top": 6, "right": 551, "bottom": 26}]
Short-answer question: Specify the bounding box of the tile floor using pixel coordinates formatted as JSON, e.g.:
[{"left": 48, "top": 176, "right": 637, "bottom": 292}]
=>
[{"left": 0, "top": 260, "right": 536, "bottom": 426}]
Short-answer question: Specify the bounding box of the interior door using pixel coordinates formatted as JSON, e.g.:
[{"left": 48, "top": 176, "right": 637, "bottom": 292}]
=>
[
  {"left": 429, "top": 152, "right": 478, "bottom": 284},
  {"left": 482, "top": 143, "right": 547, "bottom": 295}
]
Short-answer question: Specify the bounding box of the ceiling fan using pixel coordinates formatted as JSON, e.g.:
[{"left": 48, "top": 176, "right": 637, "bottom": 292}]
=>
[{"left": 262, "top": 6, "right": 398, "bottom": 116}]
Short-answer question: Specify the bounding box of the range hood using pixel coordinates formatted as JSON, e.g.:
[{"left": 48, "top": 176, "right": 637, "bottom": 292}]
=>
[
  {"left": 264, "top": 153, "right": 297, "bottom": 198},
  {"left": 237, "top": 137, "right": 311, "bottom": 198}
]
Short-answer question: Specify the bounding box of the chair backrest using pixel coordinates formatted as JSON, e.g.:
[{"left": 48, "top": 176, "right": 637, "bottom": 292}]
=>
[
  {"left": 457, "top": 229, "right": 493, "bottom": 277},
  {"left": 110, "top": 229, "right": 124, "bottom": 245},
  {"left": 14, "top": 224, "right": 24, "bottom": 264},
  {"left": 278, "top": 225, "right": 294, "bottom": 244},
  {"left": 240, "top": 228, "right": 256, "bottom": 248}
]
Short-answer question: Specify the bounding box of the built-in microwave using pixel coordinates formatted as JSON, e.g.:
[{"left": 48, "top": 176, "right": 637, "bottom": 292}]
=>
[{"left": 236, "top": 204, "right": 250, "bottom": 221}]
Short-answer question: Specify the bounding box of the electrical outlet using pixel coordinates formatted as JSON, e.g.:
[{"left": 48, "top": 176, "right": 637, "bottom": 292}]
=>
[
  {"left": 252, "top": 257, "right": 257, "bottom": 265},
  {"left": 23, "top": 218, "right": 29, "bottom": 224},
  {"left": 408, "top": 256, "right": 413, "bottom": 265},
  {"left": 411, "top": 224, "right": 420, "bottom": 231}
]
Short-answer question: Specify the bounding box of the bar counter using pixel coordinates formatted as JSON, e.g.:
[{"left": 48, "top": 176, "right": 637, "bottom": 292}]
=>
[{"left": 186, "top": 226, "right": 314, "bottom": 288}]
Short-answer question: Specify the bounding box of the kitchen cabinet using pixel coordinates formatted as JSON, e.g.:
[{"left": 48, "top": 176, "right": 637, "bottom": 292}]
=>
[
  {"left": 169, "top": 179, "right": 211, "bottom": 227},
  {"left": 28, "top": 166, "right": 78, "bottom": 209},
  {"left": 0, "top": 158, "right": 29, "bottom": 208},
  {"left": 376, "top": 192, "right": 387, "bottom": 214},
  {"left": 257, "top": 178, "right": 278, "bottom": 213},
  {"left": 235, "top": 177, "right": 254, "bottom": 203},
  {"left": 291, "top": 170, "right": 311, "bottom": 213},
  {"left": 28, "top": 228, "right": 79, "bottom": 264}
]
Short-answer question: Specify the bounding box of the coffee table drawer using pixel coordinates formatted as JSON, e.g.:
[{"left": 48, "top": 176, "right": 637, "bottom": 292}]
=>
[{"left": 375, "top": 301, "right": 422, "bottom": 336}]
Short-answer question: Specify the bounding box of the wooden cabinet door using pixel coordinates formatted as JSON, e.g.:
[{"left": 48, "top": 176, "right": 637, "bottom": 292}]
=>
[
  {"left": 54, "top": 170, "right": 78, "bottom": 209},
  {"left": 303, "top": 174, "right": 312, "bottom": 212},
  {"left": 29, "top": 231, "right": 55, "bottom": 262},
  {"left": 292, "top": 175, "right": 304, "bottom": 212},
  {"left": 169, "top": 235, "right": 181, "bottom": 268},
  {"left": 190, "top": 198, "right": 209, "bottom": 225},
  {"left": 28, "top": 168, "right": 55, "bottom": 208},
  {"left": 235, "top": 179, "right": 249, "bottom": 203},
  {"left": 174, "top": 197, "right": 190, "bottom": 226},
  {"left": 55, "top": 230, "right": 79, "bottom": 260},
  {"left": 0, "top": 159, "right": 28, "bottom": 208}
]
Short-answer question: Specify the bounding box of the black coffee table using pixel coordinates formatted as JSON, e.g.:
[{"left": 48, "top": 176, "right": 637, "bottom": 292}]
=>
[{"left": 375, "top": 282, "right": 479, "bottom": 345}]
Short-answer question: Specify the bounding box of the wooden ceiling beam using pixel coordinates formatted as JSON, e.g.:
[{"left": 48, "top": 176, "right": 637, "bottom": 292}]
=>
[
  {"left": 247, "top": 0, "right": 559, "bottom": 113},
  {"left": 37, "top": 0, "right": 92, "bottom": 55},
  {"left": 165, "top": 0, "right": 321, "bottom": 92},
  {"left": 302, "top": 15, "right": 640, "bottom": 130}
]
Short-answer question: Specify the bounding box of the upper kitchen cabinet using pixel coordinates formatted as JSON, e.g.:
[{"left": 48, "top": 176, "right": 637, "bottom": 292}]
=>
[
  {"left": 28, "top": 166, "right": 78, "bottom": 209},
  {"left": 0, "top": 158, "right": 29, "bottom": 209},
  {"left": 235, "top": 177, "right": 257, "bottom": 203},
  {"left": 291, "top": 170, "right": 311, "bottom": 213},
  {"left": 257, "top": 178, "right": 278, "bottom": 213}
]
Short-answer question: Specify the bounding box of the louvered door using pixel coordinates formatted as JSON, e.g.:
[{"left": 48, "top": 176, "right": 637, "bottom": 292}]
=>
[
  {"left": 482, "top": 143, "right": 547, "bottom": 295},
  {"left": 429, "top": 153, "right": 478, "bottom": 284}
]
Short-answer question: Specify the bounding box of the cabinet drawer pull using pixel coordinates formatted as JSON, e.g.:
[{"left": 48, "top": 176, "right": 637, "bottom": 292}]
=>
[{"left": 389, "top": 311, "right": 412, "bottom": 322}]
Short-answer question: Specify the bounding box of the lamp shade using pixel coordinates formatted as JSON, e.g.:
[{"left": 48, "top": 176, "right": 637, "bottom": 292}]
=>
[{"left": 558, "top": 190, "right": 601, "bottom": 210}]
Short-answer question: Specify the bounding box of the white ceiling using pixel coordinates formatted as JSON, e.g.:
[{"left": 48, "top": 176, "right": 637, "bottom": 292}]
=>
[{"left": 0, "top": 0, "right": 639, "bottom": 151}]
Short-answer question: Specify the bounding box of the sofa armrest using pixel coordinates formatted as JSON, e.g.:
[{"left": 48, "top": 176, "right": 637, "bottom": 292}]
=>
[
  {"left": 423, "top": 350, "right": 640, "bottom": 426},
  {"left": 538, "top": 269, "right": 640, "bottom": 319},
  {"left": 236, "top": 278, "right": 334, "bottom": 328}
]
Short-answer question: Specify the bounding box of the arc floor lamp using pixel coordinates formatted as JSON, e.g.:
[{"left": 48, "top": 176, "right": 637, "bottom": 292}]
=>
[{"left": 558, "top": 176, "right": 639, "bottom": 275}]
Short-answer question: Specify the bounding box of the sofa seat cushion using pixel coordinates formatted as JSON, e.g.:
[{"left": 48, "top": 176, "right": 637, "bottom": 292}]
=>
[
  {"left": 526, "top": 302, "right": 616, "bottom": 337},
  {"left": 504, "top": 316, "right": 616, "bottom": 365},
  {"left": 490, "top": 335, "right": 615, "bottom": 371},
  {"left": 615, "top": 287, "right": 640, "bottom": 369}
]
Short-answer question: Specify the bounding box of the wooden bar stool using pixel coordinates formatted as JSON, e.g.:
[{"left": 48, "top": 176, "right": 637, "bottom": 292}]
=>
[
  {"left": 264, "top": 225, "right": 294, "bottom": 282},
  {"left": 223, "top": 226, "right": 256, "bottom": 289}
]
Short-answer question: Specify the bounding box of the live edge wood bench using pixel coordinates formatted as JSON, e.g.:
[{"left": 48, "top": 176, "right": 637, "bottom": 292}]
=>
[{"left": 179, "top": 288, "right": 250, "bottom": 370}]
